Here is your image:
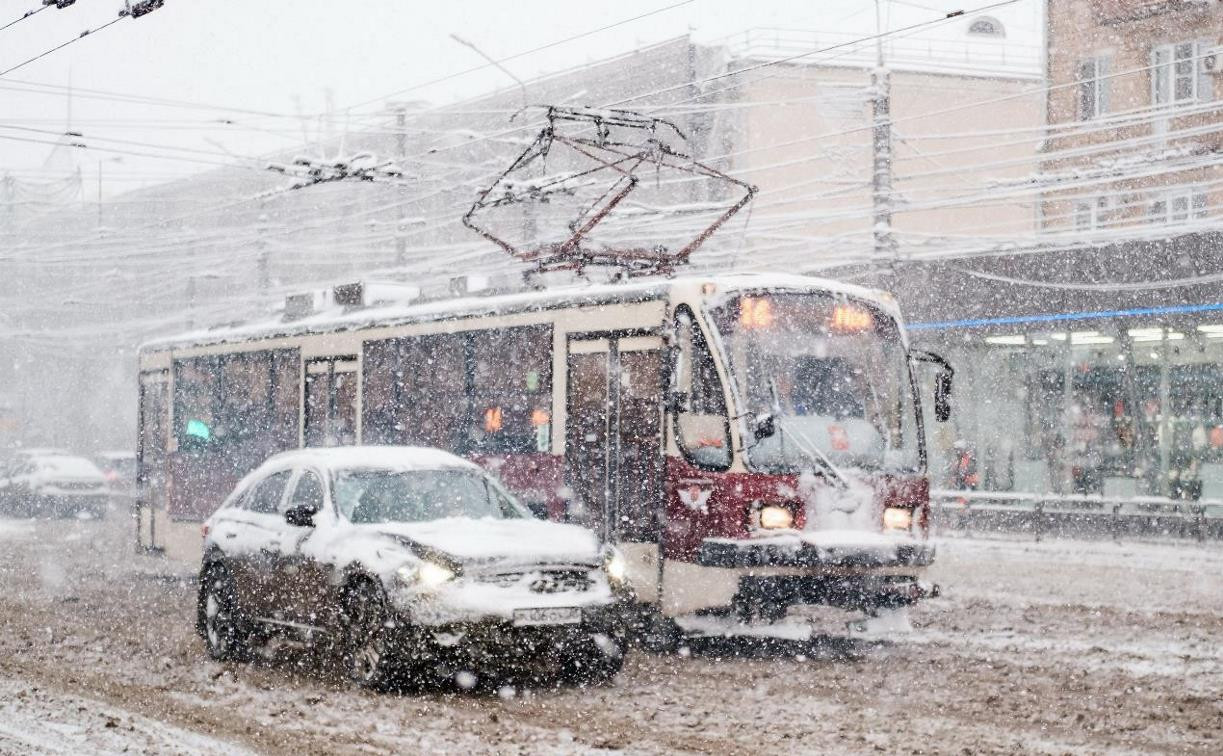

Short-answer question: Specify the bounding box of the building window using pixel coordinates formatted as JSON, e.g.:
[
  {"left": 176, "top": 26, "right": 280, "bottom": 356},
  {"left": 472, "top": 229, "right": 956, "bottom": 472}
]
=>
[
  {"left": 1152, "top": 42, "right": 1213, "bottom": 106},
  {"left": 967, "top": 16, "right": 1005, "bottom": 37},
  {"left": 1150, "top": 189, "right": 1208, "bottom": 223},
  {"left": 1077, "top": 56, "right": 1110, "bottom": 120}
]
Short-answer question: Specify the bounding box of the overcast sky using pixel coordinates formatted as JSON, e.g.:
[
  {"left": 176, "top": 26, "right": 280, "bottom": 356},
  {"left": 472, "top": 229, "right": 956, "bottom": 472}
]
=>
[{"left": 0, "top": 0, "right": 1040, "bottom": 198}]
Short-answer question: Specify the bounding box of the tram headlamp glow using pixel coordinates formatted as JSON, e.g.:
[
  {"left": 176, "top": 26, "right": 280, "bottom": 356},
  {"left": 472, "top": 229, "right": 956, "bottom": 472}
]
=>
[
  {"left": 757, "top": 505, "right": 794, "bottom": 530},
  {"left": 603, "top": 548, "right": 629, "bottom": 586},
  {"left": 398, "top": 561, "right": 455, "bottom": 590},
  {"left": 882, "top": 507, "right": 913, "bottom": 531}
]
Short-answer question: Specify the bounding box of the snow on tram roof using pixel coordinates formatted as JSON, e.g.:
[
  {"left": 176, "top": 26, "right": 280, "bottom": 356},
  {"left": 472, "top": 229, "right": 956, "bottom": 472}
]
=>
[
  {"left": 141, "top": 272, "right": 901, "bottom": 353},
  {"left": 264, "top": 445, "right": 478, "bottom": 474}
]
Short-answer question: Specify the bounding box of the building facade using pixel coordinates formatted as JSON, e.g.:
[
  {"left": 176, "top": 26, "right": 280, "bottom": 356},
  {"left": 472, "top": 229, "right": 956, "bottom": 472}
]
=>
[{"left": 880, "top": 1, "right": 1223, "bottom": 503}]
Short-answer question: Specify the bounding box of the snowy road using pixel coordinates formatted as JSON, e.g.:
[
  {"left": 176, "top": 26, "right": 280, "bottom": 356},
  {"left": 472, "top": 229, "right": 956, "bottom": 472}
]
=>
[{"left": 0, "top": 513, "right": 1220, "bottom": 754}]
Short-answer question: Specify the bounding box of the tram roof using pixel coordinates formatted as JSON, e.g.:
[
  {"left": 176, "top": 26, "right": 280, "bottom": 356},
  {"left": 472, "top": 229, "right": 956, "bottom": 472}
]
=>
[{"left": 140, "top": 271, "right": 901, "bottom": 354}]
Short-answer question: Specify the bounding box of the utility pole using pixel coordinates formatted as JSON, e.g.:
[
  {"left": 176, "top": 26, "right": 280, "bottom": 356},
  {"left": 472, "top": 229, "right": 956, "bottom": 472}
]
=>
[
  {"left": 256, "top": 201, "right": 269, "bottom": 294},
  {"left": 394, "top": 103, "right": 408, "bottom": 269},
  {"left": 871, "top": 0, "right": 896, "bottom": 279}
]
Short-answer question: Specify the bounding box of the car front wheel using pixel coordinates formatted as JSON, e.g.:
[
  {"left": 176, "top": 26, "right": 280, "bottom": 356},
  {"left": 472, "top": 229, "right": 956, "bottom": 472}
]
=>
[
  {"left": 342, "top": 580, "right": 395, "bottom": 691},
  {"left": 199, "top": 564, "right": 253, "bottom": 662}
]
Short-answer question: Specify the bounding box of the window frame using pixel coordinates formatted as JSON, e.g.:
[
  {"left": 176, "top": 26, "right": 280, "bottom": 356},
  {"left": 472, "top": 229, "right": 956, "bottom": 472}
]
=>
[
  {"left": 244, "top": 469, "right": 293, "bottom": 515},
  {"left": 1152, "top": 41, "right": 1211, "bottom": 107},
  {"left": 1076, "top": 55, "right": 1110, "bottom": 120},
  {"left": 670, "top": 304, "right": 733, "bottom": 472},
  {"left": 287, "top": 468, "right": 327, "bottom": 515},
  {"left": 1150, "top": 187, "right": 1208, "bottom": 223}
]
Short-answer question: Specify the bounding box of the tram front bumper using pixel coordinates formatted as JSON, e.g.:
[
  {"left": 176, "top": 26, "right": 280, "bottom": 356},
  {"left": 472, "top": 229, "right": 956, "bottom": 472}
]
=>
[
  {"left": 698, "top": 535, "right": 935, "bottom": 570},
  {"left": 688, "top": 533, "right": 938, "bottom": 617}
]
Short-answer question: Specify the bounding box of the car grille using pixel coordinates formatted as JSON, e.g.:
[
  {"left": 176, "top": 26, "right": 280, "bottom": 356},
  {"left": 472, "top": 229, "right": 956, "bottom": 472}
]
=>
[{"left": 476, "top": 569, "right": 594, "bottom": 593}]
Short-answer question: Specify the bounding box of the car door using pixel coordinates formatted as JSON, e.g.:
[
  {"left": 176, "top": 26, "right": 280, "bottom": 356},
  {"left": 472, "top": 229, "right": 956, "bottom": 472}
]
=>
[
  {"left": 273, "top": 467, "right": 335, "bottom": 627},
  {"left": 227, "top": 469, "right": 294, "bottom": 618}
]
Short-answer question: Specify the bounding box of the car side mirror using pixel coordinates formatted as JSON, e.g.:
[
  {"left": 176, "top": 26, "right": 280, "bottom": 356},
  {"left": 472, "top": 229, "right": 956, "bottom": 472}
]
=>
[
  {"left": 751, "top": 412, "right": 776, "bottom": 440},
  {"left": 934, "top": 370, "right": 953, "bottom": 422},
  {"left": 284, "top": 504, "right": 316, "bottom": 528}
]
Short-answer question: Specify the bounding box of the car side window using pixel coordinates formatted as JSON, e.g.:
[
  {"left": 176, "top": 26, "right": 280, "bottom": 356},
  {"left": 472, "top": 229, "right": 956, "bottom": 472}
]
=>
[
  {"left": 246, "top": 470, "right": 292, "bottom": 514},
  {"left": 287, "top": 470, "right": 325, "bottom": 514}
]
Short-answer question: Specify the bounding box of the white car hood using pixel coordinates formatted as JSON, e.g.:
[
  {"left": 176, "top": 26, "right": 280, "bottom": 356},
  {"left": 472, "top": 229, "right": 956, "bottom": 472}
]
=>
[{"left": 375, "top": 517, "right": 602, "bottom": 567}]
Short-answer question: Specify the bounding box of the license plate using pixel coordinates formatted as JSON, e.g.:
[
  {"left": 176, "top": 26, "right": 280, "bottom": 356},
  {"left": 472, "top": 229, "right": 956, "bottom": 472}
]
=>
[{"left": 513, "top": 607, "right": 582, "bottom": 626}]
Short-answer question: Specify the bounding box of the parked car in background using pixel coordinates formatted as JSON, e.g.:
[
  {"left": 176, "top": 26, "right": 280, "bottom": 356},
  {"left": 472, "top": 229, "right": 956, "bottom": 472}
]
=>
[
  {"left": 93, "top": 451, "right": 137, "bottom": 506},
  {"left": 197, "top": 446, "right": 632, "bottom": 690},
  {"left": 0, "top": 451, "right": 109, "bottom": 518}
]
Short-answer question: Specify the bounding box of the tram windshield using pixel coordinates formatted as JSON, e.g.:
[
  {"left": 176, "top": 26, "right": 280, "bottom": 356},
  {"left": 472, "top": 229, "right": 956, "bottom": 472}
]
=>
[{"left": 710, "top": 292, "right": 922, "bottom": 473}]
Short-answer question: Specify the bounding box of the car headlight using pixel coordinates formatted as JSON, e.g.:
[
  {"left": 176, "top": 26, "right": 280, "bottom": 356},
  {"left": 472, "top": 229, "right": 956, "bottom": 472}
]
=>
[
  {"left": 397, "top": 561, "right": 456, "bottom": 590},
  {"left": 882, "top": 506, "right": 913, "bottom": 531},
  {"left": 603, "top": 549, "right": 628, "bottom": 585},
  {"left": 757, "top": 504, "right": 795, "bottom": 530}
]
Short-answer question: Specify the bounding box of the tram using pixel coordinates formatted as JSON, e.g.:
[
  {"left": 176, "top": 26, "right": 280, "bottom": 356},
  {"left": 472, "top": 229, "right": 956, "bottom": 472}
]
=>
[{"left": 136, "top": 272, "right": 952, "bottom": 636}]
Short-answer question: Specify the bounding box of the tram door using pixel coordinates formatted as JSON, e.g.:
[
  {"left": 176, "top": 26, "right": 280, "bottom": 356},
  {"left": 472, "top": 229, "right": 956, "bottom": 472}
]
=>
[
  {"left": 565, "top": 335, "right": 665, "bottom": 597},
  {"left": 304, "top": 357, "right": 358, "bottom": 447},
  {"left": 136, "top": 370, "right": 169, "bottom": 552}
]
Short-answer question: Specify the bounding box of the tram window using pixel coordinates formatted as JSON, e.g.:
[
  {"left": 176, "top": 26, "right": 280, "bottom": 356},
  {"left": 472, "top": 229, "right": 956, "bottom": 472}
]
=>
[
  {"left": 173, "top": 350, "right": 299, "bottom": 452},
  {"left": 673, "top": 307, "right": 731, "bottom": 469},
  {"left": 174, "top": 357, "right": 219, "bottom": 450},
  {"left": 469, "top": 326, "right": 552, "bottom": 454},
  {"left": 271, "top": 351, "right": 300, "bottom": 449},
  {"left": 362, "top": 338, "right": 403, "bottom": 445},
  {"left": 401, "top": 334, "right": 467, "bottom": 451},
  {"left": 217, "top": 353, "right": 273, "bottom": 443}
]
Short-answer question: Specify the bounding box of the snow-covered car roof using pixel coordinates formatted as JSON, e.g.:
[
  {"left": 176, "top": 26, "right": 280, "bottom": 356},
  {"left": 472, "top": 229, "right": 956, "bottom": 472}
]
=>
[
  {"left": 28, "top": 455, "right": 105, "bottom": 480},
  {"left": 11, "top": 447, "right": 72, "bottom": 458},
  {"left": 141, "top": 272, "right": 901, "bottom": 353},
  {"left": 94, "top": 450, "right": 136, "bottom": 462},
  {"left": 263, "top": 446, "right": 481, "bottom": 476}
]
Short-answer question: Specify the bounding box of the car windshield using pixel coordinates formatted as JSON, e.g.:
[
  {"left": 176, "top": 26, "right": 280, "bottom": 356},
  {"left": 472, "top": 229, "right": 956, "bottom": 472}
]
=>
[
  {"left": 332, "top": 467, "right": 522, "bottom": 524},
  {"left": 710, "top": 292, "right": 922, "bottom": 473}
]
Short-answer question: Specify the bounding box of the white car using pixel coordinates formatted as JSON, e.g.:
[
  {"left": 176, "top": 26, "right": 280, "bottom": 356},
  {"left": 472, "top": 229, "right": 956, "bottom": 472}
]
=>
[
  {"left": 197, "top": 446, "right": 632, "bottom": 689},
  {"left": 0, "top": 451, "right": 109, "bottom": 518}
]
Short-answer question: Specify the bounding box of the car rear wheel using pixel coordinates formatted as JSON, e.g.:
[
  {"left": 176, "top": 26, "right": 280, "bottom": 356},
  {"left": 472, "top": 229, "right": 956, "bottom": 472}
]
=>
[
  {"left": 199, "top": 564, "right": 253, "bottom": 662},
  {"left": 342, "top": 580, "right": 395, "bottom": 691}
]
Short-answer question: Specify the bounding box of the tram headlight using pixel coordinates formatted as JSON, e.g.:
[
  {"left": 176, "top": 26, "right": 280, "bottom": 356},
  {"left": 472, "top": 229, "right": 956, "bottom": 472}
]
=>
[
  {"left": 757, "top": 505, "right": 795, "bottom": 530},
  {"left": 882, "top": 507, "right": 913, "bottom": 532},
  {"left": 602, "top": 547, "right": 629, "bottom": 586}
]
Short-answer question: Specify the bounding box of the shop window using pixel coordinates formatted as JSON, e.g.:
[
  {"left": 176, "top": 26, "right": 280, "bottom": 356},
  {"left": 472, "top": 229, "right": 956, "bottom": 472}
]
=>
[{"left": 673, "top": 306, "right": 731, "bottom": 469}]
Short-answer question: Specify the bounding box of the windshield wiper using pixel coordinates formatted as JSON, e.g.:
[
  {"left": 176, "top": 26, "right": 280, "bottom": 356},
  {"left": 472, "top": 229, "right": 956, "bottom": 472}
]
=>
[{"left": 767, "top": 377, "right": 849, "bottom": 489}]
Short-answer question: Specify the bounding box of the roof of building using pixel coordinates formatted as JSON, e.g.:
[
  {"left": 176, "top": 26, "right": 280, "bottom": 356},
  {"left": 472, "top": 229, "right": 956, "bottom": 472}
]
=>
[{"left": 717, "top": 1, "right": 1043, "bottom": 79}]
